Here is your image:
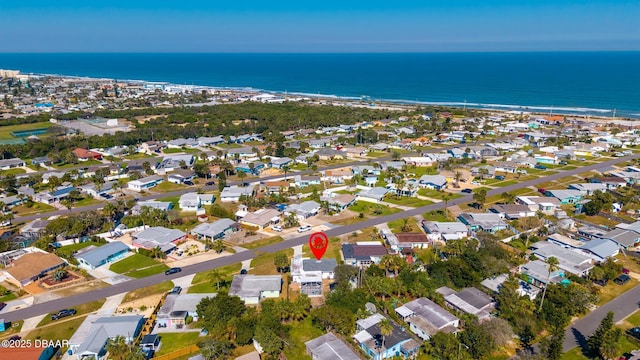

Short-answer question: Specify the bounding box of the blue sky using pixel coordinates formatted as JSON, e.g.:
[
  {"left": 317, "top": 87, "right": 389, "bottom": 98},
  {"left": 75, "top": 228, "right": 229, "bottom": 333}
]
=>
[{"left": 1, "top": 0, "right": 638, "bottom": 52}]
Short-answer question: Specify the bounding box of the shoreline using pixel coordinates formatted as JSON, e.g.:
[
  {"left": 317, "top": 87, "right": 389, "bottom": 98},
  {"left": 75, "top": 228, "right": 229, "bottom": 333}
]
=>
[{"left": 8, "top": 70, "right": 639, "bottom": 121}]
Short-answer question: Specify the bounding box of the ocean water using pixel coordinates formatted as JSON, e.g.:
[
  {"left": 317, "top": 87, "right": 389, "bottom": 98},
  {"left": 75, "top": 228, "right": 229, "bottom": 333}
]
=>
[{"left": 0, "top": 52, "right": 639, "bottom": 117}]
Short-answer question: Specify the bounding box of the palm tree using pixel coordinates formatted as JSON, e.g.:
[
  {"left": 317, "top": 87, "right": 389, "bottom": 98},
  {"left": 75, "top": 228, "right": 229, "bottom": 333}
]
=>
[
  {"left": 501, "top": 191, "right": 516, "bottom": 204},
  {"left": 538, "top": 256, "right": 560, "bottom": 312},
  {"left": 282, "top": 165, "right": 290, "bottom": 181},
  {"left": 237, "top": 170, "right": 246, "bottom": 183},
  {"left": 103, "top": 203, "right": 118, "bottom": 222},
  {"left": 379, "top": 319, "right": 393, "bottom": 354},
  {"left": 442, "top": 193, "right": 452, "bottom": 219},
  {"left": 106, "top": 335, "right": 129, "bottom": 359},
  {"left": 454, "top": 170, "right": 463, "bottom": 188}
]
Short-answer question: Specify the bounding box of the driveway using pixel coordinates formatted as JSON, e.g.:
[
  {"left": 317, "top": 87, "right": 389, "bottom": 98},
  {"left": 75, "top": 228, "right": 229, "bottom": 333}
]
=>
[{"left": 89, "top": 266, "right": 133, "bottom": 285}]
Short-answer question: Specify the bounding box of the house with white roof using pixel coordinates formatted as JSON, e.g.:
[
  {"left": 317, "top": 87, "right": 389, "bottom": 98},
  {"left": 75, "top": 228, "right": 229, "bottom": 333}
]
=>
[
  {"left": 285, "top": 201, "right": 320, "bottom": 221},
  {"left": 229, "top": 274, "right": 282, "bottom": 304},
  {"left": 132, "top": 227, "right": 186, "bottom": 254},
  {"left": 417, "top": 175, "right": 447, "bottom": 190},
  {"left": 156, "top": 293, "right": 215, "bottom": 329},
  {"left": 568, "top": 183, "right": 608, "bottom": 196},
  {"left": 421, "top": 221, "right": 469, "bottom": 242},
  {"left": 530, "top": 241, "right": 594, "bottom": 277},
  {"left": 191, "top": 218, "right": 238, "bottom": 241},
  {"left": 457, "top": 213, "right": 508, "bottom": 233},
  {"left": 356, "top": 187, "right": 389, "bottom": 203},
  {"left": 127, "top": 175, "right": 163, "bottom": 192},
  {"left": 395, "top": 297, "right": 459, "bottom": 341},
  {"left": 178, "top": 192, "right": 215, "bottom": 212},
  {"left": 516, "top": 195, "right": 561, "bottom": 215},
  {"left": 291, "top": 256, "right": 337, "bottom": 297},
  {"left": 520, "top": 260, "right": 570, "bottom": 288},
  {"left": 306, "top": 333, "right": 361, "bottom": 360},
  {"left": 220, "top": 185, "right": 255, "bottom": 202}
]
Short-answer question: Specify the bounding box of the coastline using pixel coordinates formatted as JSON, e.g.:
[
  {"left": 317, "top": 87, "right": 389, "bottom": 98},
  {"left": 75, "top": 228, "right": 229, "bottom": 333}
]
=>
[{"left": 7, "top": 69, "right": 638, "bottom": 122}]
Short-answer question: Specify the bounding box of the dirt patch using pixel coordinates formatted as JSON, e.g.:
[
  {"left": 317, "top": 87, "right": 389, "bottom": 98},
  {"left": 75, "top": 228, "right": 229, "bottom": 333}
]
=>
[
  {"left": 316, "top": 209, "right": 358, "bottom": 224},
  {"left": 41, "top": 272, "right": 81, "bottom": 287},
  {"left": 117, "top": 295, "right": 163, "bottom": 318},
  {"left": 134, "top": 115, "right": 165, "bottom": 124},
  {"left": 52, "top": 279, "right": 109, "bottom": 297}
]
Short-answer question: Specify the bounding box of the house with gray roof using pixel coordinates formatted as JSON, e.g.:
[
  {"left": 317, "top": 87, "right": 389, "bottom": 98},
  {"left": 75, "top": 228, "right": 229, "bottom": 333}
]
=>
[
  {"left": 220, "top": 185, "right": 255, "bottom": 202},
  {"left": 157, "top": 293, "right": 216, "bottom": 329},
  {"left": 436, "top": 287, "right": 495, "bottom": 321},
  {"left": 457, "top": 213, "right": 508, "bottom": 233},
  {"left": 75, "top": 241, "right": 130, "bottom": 270},
  {"left": 191, "top": 218, "right": 238, "bottom": 240},
  {"left": 131, "top": 200, "right": 173, "bottom": 215},
  {"left": 489, "top": 204, "right": 536, "bottom": 220},
  {"left": 133, "top": 227, "right": 186, "bottom": 254},
  {"left": 71, "top": 315, "right": 145, "bottom": 360},
  {"left": 286, "top": 201, "right": 320, "bottom": 221},
  {"left": 600, "top": 228, "right": 640, "bottom": 249},
  {"left": 395, "top": 297, "right": 459, "bottom": 341},
  {"left": 356, "top": 187, "right": 389, "bottom": 203},
  {"left": 579, "top": 238, "right": 619, "bottom": 263},
  {"left": 0, "top": 158, "right": 25, "bottom": 170},
  {"left": 418, "top": 175, "right": 447, "bottom": 190},
  {"left": 229, "top": 274, "right": 282, "bottom": 304},
  {"left": 306, "top": 333, "right": 361, "bottom": 360},
  {"left": 268, "top": 156, "right": 293, "bottom": 169},
  {"left": 239, "top": 208, "right": 282, "bottom": 230},
  {"left": 341, "top": 242, "right": 387, "bottom": 268},
  {"left": 568, "top": 183, "right": 608, "bottom": 196},
  {"left": 530, "top": 241, "right": 594, "bottom": 277},
  {"left": 520, "top": 260, "right": 569, "bottom": 288},
  {"left": 291, "top": 256, "right": 338, "bottom": 297},
  {"left": 544, "top": 189, "right": 583, "bottom": 204}
]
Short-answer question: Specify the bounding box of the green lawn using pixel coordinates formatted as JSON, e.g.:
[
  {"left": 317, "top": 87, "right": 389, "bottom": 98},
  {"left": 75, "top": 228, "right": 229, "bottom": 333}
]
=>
[
  {"left": 388, "top": 217, "right": 421, "bottom": 233},
  {"left": 54, "top": 159, "right": 103, "bottom": 169},
  {"left": 158, "top": 195, "right": 181, "bottom": 208},
  {"left": 189, "top": 264, "right": 242, "bottom": 293},
  {"left": 26, "top": 315, "right": 87, "bottom": 342},
  {"left": 73, "top": 196, "right": 102, "bottom": 207},
  {"left": 123, "top": 281, "right": 174, "bottom": 303},
  {"left": 109, "top": 253, "right": 168, "bottom": 278},
  {"left": 417, "top": 189, "right": 463, "bottom": 200},
  {"left": 11, "top": 202, "right": 56, "bottom": 216},
  {"left": 154, "top": 181, "right": 187, "bottom": 193},
  {"left": 561, "top": 334, "right": 638, "bottom": 360},
  {"left": 0, "top": 121, "right": 54, "bottom": 140},
  {"left": 38, "top": 299, "right": 106, "bottom": 327},
  {"left": 0, "top": 284, "right": 17, "bottom": 302},
  {"left": 154, "top": 332, "right": 203, "bottom": 356},
  {"left": 0, "top": 168, "right": 26, "bottom": 176},
  {"left": 283, "top": 317, "right": 323, "bottom": 360},
  {"left": 349, "top": 201, "right": 400, "bottom": 217},
  {"left": 123, "top": 153, "right": 157, "bottom": 160},
  {"left": 405, "top": 166, "right": 439, "bottom": 178},
  {"left": 162, "top": 148, "right": 201, "bottom": 154},
  {"left": 302, "top": 236, "right": 342, "bottom": 261},
  {"left": 422, "top": 210, "right": 454, "bottom": 222},
  {"left": 250, "top": 249, "right": 292, "bottom": 275},
  {"left": 492, "top": 180, "right": 519, "bottom": 187},
  {"left": 367, "top": 151, "right": 390, "bottom": 158},
  {"left": 384, "top": 196, "right": 434, "bottom": 207}
]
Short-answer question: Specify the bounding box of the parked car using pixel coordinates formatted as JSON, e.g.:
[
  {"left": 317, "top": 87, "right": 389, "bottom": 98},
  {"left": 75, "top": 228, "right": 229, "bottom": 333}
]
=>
[
  {"left": 183, "top": 180, "right": 195, "bottom": 186},
  {"left": 614, "top": 274, "right": 631, "bottom": 285},
  {"left": 8, "top": 335, "right": 21, "bottom": 341},
  {"left": 538, "top": 188, "right": 546, "bottom": 194},
  {"left": 559, "top": 161, "right": 568, "bottom": 165},
  {"left": 517, "top": 169, "right": 528, "bottom": 174},
  {"left": 240, "top": 269, "right": 248, "bottom": 275},
  {"left": 51, "top": 309, "right": 77, "bottom": 320},
  {"left": 165, "top": 267, "right": 182, "bottom": 275},
  {"left": 298, "top": 225, "right": 312, "bottom": 233},
  {"left": 622, "top": 268, "right": 631, "bottom": 274},
  {"left": 170, "top": 286, "right": 182, "bottom": 294},
  {"left": 495, "top": 175, "right": 505, "bottom": 181},
  {"left": 271, "top": 225, "right": 283, "bottom": 232},
  {"left": 534, "top": 164, "right": 547, "bottom": 170},
  {"left": 206, "top": 181, "right": 215, "bottom": 186},
  {"left": 627, "top": 326, "right": 640, "bottom": 341},
  {"left": 0, "top": 302, "right": 5, "bottom": 311},
  {"left": 461, "top": 189, "right": 473, "bottom": 194}
]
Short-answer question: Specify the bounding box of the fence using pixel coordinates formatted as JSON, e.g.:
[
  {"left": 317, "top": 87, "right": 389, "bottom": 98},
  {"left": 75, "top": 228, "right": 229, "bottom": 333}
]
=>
[{"left": 152, "top": 344, "right": 200, "bottom": 360}]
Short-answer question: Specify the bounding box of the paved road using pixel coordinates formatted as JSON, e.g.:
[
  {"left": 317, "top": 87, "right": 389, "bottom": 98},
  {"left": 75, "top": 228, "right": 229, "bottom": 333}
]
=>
[
  {"left": 563, "top": 285, "right": 640, "bottom": 352},
  {"left": 3, "top": 152, "right": 639, "bottom": 323}
]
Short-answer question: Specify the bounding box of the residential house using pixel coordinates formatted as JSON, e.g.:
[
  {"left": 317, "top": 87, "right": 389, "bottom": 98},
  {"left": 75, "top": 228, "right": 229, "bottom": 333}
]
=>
[
  {"left": 402, "top": 157, "right": 434, "bottom": 167},
  {"left": 305, "top": 333, "right": 361, "bottom": 360},
  {"left": 132, "top": 227, "right": 186, "bottom": 254},
  {"left": 547, "top": 233, "right": 585, "bottom": 250},
  {"left": 127, "top": 175, "right": 163, "bottom": 192},
  {"left": 239, "top": 209, "right": 282, "bottom": 230},
  {"left": 324, "top": 193, "right": 356, "bottom": 212},
  {"left": 263, "top": 181, "right": 291, "bottom": 194},
  {"left": 600, "top": 228, "right": 640, "bottom": 249},
  {"left": 356, "top": 187, "right": 389, "bottom": 203},
  {"left": 20, "top": 219, "right": 49, "bottom": 240},
  {"left": 516, "top": 196, "right": 561, "bottom": 215},
  {"left": 156, "top": 293, "right": 215, "bottom": 329},
  {"left": 70, "top": 315, "right": 145, "bottom": 360},
  {"left": 229, "top": 274, "right": 282, "bottom": 304},
  {"left": 138, "top": 141, "right": 165, "bottom": 154},
  {"left": 568, "top": 183, "right": 608, "bottom": 196},
  {"left": 530, "top": 241, "right": 594, "bottom": 277},
  {"left": 291, "top": 256, "right": 337, "bottom": 297},
  {"left": 353, "top": 314, "right": 421, "bottom": 360},
  {"left": 436, "top": 287, "right": 495, "bottom": 321},
  {"left": 351, "top": 165, "right": 379, "bottom": 176},
  {"left": 417, "top": 175, "right": 447, "bottom": 190},
  {"left": 322, "top": 167, "right": 353, "bottom": 184},
  {"left": 2, "top": 250, "right": 66, "bottom": 288},
  {"left": 543, "top": 189, "right": 583, "bottom": 204},
  {"left": 590, "top": 177, "right": 628, "bottom": 189},
  {"left": 381, "top": 161, "right": 405, "bottom": 171},
  {"left": 344, "top": 146, "right": 368, "bottom": 158},
  {"left": 220, "top": 186, "right": 255, "bottom": 202},
  {"left": 178, "top": 192, "right": 214, "bottom": 212},
  {"left": 0, "top": 194, "right": 25, "bottom": 208},
  {"left": 79, "top": 180, "right": 116, "bottom": 198},
  {"left": 579, "top": 238, "right": 620, "bottom": 263},
  {"left": 33, "top": 183, "right": 76, "bottom": 204},
  {"left": 226, "top": 147, "right": 257, "bottom": 159},
  {"left": 447, "top": 148, "right": 466, "bottom": 159},
  {"left": 395, "top": 233, "right": 431, "bottom": 251},
  {"left": 131, "top": 201, "right": 173, "bottom": 215},
  {"left": 315, "top": 148, "right": 346, "bottom": 160},
  {"left": 167, "top": 138, "right": 198, "bottom": 148},
  {"left": 493, "top": 161, "right": 518, "bottom": 174},
  {"left": 489, "top": 204, "right": 536, "bottom": 220},
  {"left": 520, "top": 260, "right": 570, "bottom": 287},
  {"left": 235, "top": 161, "right": 266, "bottom": 175},
  {"left": 293, "top": 175, "right": 321, "bottom": 188},
  {"left": 471, "top": 165, "right": 495, "bottom": 179},
  {"left": 268, "top": 157, "right": 293, "bottom": 169},
  {"left": 481, "top": 273, "right": 541, "bottom": 300},
  {"left": 395, "top": 298, "right": 459, "bottom": 341},
  {"left": 341, "top": 242, "right": 387, "bottom": 268},
  {"left": 535, "top": 154, "right": 558, "bottom": 165},
  {"left": 72, "top": 148, "right": 103, "bottom": 161},
  {"left": 167, "top": 170, "right": 195, "bottom": 184},
  {"left": 0, "top": 158, "right": 25, "bottom": 170},
  {"left": 157, "top": 154, "right": 195, "bottom": 173},
  {"left": 457, "top": 213, "right": 508, "bottom": 233},
  {"left": 421, "top": 221, "right": 469, "bottom": 242},
  {"left": 75, "top": 241, "right": 130, "bottom": 270},
  {"left": 191, "top": 218, "right": 238, "bottom": 241},
  {"left": 286, "top": 201, "right": 320, "bottom": 221},
  {"left": 197, "top": 136, "right": 225, "bottom": 147}
]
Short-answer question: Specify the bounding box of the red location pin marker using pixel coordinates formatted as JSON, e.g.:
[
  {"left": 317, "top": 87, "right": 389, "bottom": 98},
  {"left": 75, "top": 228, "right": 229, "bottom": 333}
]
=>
[{"left": 309, "top": 231, "right": 329, "bottom": 260}]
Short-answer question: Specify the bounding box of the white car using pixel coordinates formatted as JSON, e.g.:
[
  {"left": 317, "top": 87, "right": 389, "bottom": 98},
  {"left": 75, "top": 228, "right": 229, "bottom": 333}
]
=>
[
  {"left": 297, "top": 225, "right": 312, "bottom": 233},
  {"left": 272, "top": 225, "right": 283, "bottom": 232}
]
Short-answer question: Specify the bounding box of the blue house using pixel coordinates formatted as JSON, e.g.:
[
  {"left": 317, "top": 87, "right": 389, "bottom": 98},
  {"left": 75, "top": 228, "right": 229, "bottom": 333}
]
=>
[
  {"left": 418, "top": 175, "right": 447, "bottom": 190},
  {"left": 75, "top": 241, "right": 130, "bottom": 270},
  {"left": 544, "top": 189, "right": 583, "bottom": 204},
  {"left": 236, "top": 161, "right": 266, "bottom": 175},
  {"left": 457, "top": 213, "right": 508, "bottom": 233},
  {"left": 353, "top": 314, "right": 421, "bottom": 360}
]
